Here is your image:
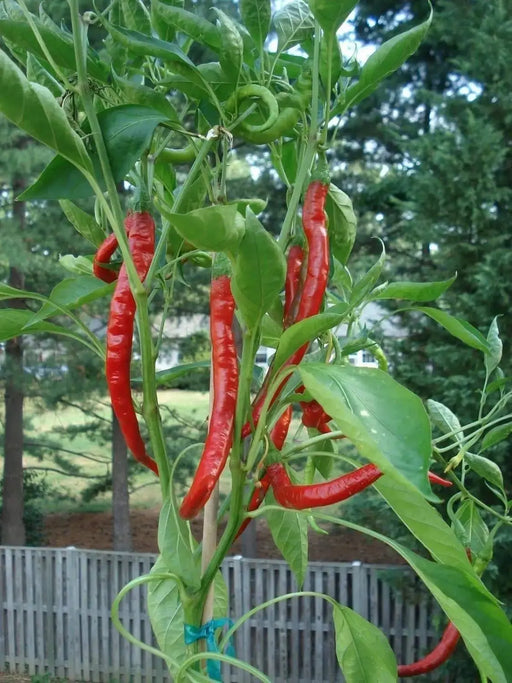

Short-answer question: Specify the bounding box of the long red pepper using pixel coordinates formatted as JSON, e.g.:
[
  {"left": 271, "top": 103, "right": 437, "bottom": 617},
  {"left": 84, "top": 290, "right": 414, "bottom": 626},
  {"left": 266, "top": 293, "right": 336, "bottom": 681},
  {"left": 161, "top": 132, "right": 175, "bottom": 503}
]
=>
[
  {"left": 93, "top": 233, "right": 119, "bottom": 283},
  {"left": 267, "top": 462, "right": 382, "bottom": 509},
  {"left": 283, "top": 244, "right": 304, "bottom": 329},
  {"left": 106, "top": 212, "right": 158, "bottom": 475},
  {"left": 243, "top": 181, "right": 330, "bottom": 438},
  {"left": 179, "top": 274, "right": 238, "bottom": 519},
  {"left": 397, "top": 622, "right": 460, "bottom": 677}
]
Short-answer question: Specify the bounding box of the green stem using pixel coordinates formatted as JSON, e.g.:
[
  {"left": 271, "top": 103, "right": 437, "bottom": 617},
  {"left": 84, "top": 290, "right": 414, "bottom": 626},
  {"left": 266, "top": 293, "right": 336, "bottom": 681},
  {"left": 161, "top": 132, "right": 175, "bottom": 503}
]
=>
[
  {"left": 70, "top": 0, "right": 170, "bottom": 494},
  {"left": 277, "top": 22, "right": 323, "bottom": 249}
]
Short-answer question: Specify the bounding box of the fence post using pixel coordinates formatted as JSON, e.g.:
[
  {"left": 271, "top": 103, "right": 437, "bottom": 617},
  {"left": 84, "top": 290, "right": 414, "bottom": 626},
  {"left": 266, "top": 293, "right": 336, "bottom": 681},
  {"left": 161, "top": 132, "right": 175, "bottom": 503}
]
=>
[
  {"left": 66, "top": 547, "right": 81, "bottom": 681},
  {"left": 351, "top": 561, "right": 368, "bottom": 620}
]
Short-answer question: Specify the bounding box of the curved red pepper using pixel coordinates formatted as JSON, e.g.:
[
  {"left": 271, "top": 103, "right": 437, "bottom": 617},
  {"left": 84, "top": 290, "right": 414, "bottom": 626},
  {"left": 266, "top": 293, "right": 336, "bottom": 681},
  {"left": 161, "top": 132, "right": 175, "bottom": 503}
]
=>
[
  {"left": 243, "top": 182, "right": 330, "bottom": 438},
  {"left": 283, "top": 244, "right": 304, "bottom": 329},
  {"left": 179, "top": 274, "right": 238, "bottom": 519},
  {"left": 93, "top": 233, "right": 120, "bottom": 283},
  {"left": 398, "top": 622, "right": 460, "bottom": 677},
  {"left": 266, "top": 462, "right": 382, "bottom": 509},
  {"left": 106, "top": 212, "right": 158, "bottom": 475}
]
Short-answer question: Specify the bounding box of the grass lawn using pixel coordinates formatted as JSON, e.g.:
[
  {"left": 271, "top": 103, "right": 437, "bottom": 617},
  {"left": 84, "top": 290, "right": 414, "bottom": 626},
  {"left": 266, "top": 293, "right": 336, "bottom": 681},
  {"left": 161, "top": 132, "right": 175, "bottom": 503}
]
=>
[{"left": 1, "top": 390, "right": 210, "bottom": 514}]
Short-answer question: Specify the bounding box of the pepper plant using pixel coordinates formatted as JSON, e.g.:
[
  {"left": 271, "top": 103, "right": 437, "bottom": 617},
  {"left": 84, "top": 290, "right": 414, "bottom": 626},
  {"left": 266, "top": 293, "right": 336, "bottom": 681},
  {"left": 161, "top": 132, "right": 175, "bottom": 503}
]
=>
[{"left": 1, "top": 0, "right": 512, "bottom": 680}]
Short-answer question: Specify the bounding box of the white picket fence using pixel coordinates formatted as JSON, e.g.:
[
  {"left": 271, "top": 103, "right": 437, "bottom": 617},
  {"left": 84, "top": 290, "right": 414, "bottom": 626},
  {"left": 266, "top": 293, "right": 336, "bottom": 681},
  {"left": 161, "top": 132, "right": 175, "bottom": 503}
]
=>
[{"left": 0, "top": 546, "right": 442, "bottom": 682}]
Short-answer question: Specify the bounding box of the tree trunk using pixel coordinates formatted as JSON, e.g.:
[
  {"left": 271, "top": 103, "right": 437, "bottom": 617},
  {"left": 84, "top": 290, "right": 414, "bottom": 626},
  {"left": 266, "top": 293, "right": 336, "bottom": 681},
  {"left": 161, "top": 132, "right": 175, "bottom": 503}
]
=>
[
  {"left": 1, "top": 188, "right": 26, "bottom": 546},
  {"left": 112, "top": 411, "right": 132, "bottom": 551}
]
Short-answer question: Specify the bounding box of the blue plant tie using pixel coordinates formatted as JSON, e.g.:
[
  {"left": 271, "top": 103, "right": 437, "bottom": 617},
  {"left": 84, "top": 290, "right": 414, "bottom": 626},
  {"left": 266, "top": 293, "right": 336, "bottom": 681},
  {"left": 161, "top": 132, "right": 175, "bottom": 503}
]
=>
[{"left": 184, "top": 618, "right": 235, "bottom": 681}]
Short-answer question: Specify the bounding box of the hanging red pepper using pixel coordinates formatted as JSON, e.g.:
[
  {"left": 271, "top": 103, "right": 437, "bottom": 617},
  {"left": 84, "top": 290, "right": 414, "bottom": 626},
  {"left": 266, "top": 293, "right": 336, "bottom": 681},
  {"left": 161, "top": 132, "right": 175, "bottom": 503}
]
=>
[
  {"left": 106, "top": 211, "right": 158, "bottom": 476},
  {"left": 93, "top": 233, "right": 120, "bottom": 283},
  {"left": 266, "top": 462, "right": 382, "bottom": 509},
  {"left": 397, "top": 622, "right": 460, "bottom": 677},
  {"left": 283, "top": 244, "right": 304, "bottom": 328},
  {"left": 179, "top": 273, "right": 239, "bottom": 519},
  {"left": 243, "top": 181, "right": 330, "bottom": 438}
]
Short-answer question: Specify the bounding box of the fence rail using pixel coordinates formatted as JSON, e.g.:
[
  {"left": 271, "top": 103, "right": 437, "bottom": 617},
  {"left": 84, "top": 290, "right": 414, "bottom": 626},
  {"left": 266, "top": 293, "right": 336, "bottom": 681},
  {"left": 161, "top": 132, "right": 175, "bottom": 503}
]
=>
[{"left": 0, "top": 546, "right": 441, "bottom": 682}]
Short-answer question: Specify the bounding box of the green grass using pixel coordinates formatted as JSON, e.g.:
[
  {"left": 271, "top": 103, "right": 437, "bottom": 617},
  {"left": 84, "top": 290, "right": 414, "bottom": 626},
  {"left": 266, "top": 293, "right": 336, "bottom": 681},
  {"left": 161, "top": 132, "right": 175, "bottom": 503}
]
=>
[{"left": 1, "top": 390, "right": 210, "bottom": 514}]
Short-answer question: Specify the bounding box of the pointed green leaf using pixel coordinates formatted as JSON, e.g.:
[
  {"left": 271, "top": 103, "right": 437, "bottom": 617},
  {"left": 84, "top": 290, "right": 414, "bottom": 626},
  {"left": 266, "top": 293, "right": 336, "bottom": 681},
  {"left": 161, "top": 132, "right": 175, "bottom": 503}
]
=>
[
  {"left": 240, "top": 0, "right": 271, "bottom": 47},
  {"left": 0, "top": 51, "right": 92, "bottom": 173},
  {"left": 299, "top": 364, "right": 433, "bottom": 498},
  {"left": 481, "top": 423, "right": 512, "bottom": 452},
  {"left": 415, "top": 307, "right": 491, "bottom": 354},
  {"left": 271, "top": 311, "right": 345, "bottom": 375},
  {"left": 427, "top": 399, "right": 462, "bottom": 441},
  {"left": 374, "top": 275, "right": 456, "bottom": 302},
  {"left": 274, "top": 0, "right": 315, "bottom": 53},
  {"left": 213, "top": 8, "right": 244, "bottom": 82},
  {"left": 21, "top": 105, "right": 169, "bottom": 200},
  {"left": 326, "top": 183, "right": 357, "bottom": 265},
  {"left": 0, "top": 18, "right": 107, "bottom": 81},
  {"left": 265, "top": 491, "right": 308, "bottom": 587},
  {"left": 59, "top": 200, "right": 105, "bottom": 247},
  {"left": 454, "top": 500, "right": 489, "bottom": 558},
  {"left": 0, "top": 309, "right": 90, "bottom": 346},
  {"left": 153, "top": 2, "right": 221, "bottom": 50},
  {"left": 349, "top": 245, "right": 385, "bottom": 307},
  {"left": 113, "top": 73, "right": 179, "bottom": 121},
  {"left": 231, "top": 209, "right": 286, "bottom": 330},
  {"left": 338, "top": 7, "right": 432, "bottom": 113},
  {"left": 485, "top": 317, "right": 503, "bottom": 376},
  {"left": 333, "top": 605, "right": 396, "bottom": 682},
  {"left": 25, "top": 276, "right": 113, "bottom": 326},
  {"left": 157, "top": 498, "right": 200, "bottom": 588},
  {"left": 465, "top": 453, "right": 504, "bottom": 491},
  {"left": 150, "top": 361, "right": 211, "bottom": 386},
  {"left": 26, "top": 53, "right": 63, "bottom": 96},
  {"left": 307, "top": 0, "right": 357, "bottom": 35},
  {"left": 167, "top": 204, "right": 245, "bottom": 253},
  {"left": 121, "top": 0, "right": 151, "bottom": 34}
]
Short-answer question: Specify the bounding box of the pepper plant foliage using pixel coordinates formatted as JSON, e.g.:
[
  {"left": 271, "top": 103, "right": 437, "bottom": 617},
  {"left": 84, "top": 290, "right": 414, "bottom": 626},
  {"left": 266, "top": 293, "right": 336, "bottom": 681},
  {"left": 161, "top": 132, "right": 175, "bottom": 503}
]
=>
[{"left": 1, "top": 0, "right": 512, "bottom": 680}]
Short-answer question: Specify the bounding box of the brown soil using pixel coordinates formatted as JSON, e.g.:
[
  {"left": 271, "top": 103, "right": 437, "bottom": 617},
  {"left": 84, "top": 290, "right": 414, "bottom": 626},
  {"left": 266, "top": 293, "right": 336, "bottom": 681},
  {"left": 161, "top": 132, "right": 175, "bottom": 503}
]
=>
[{"left": 43, "top": 507, "right": 405, "bottom": 564}]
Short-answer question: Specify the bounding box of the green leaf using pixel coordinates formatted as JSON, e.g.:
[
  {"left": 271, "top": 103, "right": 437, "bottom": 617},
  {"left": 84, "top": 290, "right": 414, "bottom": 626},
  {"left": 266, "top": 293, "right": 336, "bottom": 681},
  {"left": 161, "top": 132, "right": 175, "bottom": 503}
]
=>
[
  {"left": 0, "top": 18, "right": 107, "bottom": 81},
  {"left": 465, "top": 452, "right": 504, "bottom": 491},
  {"left": 349, "top": 244, "right": 385, "bottom": 307},
  {"left": 265, "top": 491, "right": 308, "bottom": 587},
  {"left": 0, "top": 283, "right": 43, "bottom": 302},
  {"left": 333, "top": 604, "right": 397, "bottom": 683},
  {"left": 299, "top": 364, "right": 433, "bottom": 498},
  {"left": 152, "top": 361, "right": 211, "bottom": 386},
  {"left": 21, "top": 105, "right": 168, "bottom": 200},
  {"left": 121, "top": 0, "right": 151, "bottom": 34},
  {"left": 274, "top": 0, "right": 315, "bottom": 53},
  {"left": 168, "top": 204, "right": 245, "bottom": 253},
  {"left": 374, "top": 275, "right": 456, "bottom": 302},
  {"left": 58, "top": 254, "right": 94, "bottom": 276},
  {"left": 26, "top": 53, "right": 63, "bottom": 96},
  {"left": 311, "top": 436, "right": 334, "bottom": 479},
  {"left": 415, "top": 307, "right": 491, "bottom": 354},
  {"left": 307, "top": 0, "right": 357, "bottom": 35},
  {"left": 231, "top": 209, "right": 286, "bottom": 330},
  {"left": 157, "top": 498, "right": 200, "bottom": 588},
  {"left": 342, "top": 8, "right": 432, "bottom": 111},
  {"left": 147, "top": 556, "right": 187, "bottom": 668},
  {"left": 113, "top": 73, "right": 179, "bottom": 121},
  {"left": 481, "top": 423, "right": 512, "bottom": 452},
  {"left": 59, "top": 200, "right": 105, "bottom": 247},
  {"left": 152, "top": 3, "right": 221, "bottom": 50},
  {"left": 0, "top": 309, "right": 88, "bottom": 346},
  {"left": 212, "top": 8, "right": 244, "bottom": 82},
  {"left": 25, "top": 276, "right": 113, "bottom": 326},
  {"left": 485, "top": 316, "right": 503, "bottom": 376},
  {"left": 261, "top": 313, "right": 282, "bottom": 348},
  {"left": 454, "top": 500, "right": 489, "bottom": 558},
  {"left": 272, "top": 311, "right": 345, "bottom": 375},
  {"left": 240, "top": 0, "right": 271, "bottom": 47},
  {"left": 326, "top": 183, "right": 357, "bottom": 265},
  {"left": 427, "top": 399, "right": 462, "bottom": 441},
  {"left": 0, "top": 51, "right": 92, "bottom": 174}
]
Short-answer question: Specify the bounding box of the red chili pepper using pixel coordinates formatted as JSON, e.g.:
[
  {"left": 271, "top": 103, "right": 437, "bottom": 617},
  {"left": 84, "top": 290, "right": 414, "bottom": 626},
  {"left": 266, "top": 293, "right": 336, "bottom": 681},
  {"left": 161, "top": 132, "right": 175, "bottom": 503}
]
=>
[
  {"left": 270, "top": 405, "right": 293, "bottom": 451},
  {"left": 93, "top": 233, "right": 120, "bottom": 283},
  {"left": 179, "top": 274, "right": 238, "bottom": 519},
  {"left": 427, "top": 471, "right": 452, "bottom": 487},
  {"left": 266, "top": 462, "right": 382, "bottom": 509},
  {"left": 283, "top": 244, "right": 304, "bottom": 329},
  {"left": 106, "top": 212, "right": 158, "bottom": 475},
  {"left": 397, "top": 622, "right": 460, "bottom": 677},
  {"left": 243, "top": 182, "right": 330, "bottom": 438}
]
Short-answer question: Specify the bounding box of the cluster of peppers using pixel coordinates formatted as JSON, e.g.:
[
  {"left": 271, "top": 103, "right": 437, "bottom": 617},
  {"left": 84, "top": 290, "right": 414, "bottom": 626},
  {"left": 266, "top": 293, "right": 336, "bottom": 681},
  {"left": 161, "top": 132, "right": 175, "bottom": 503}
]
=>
[{"left": 94, "top": 184, "right": 460, "bottom": 677}]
